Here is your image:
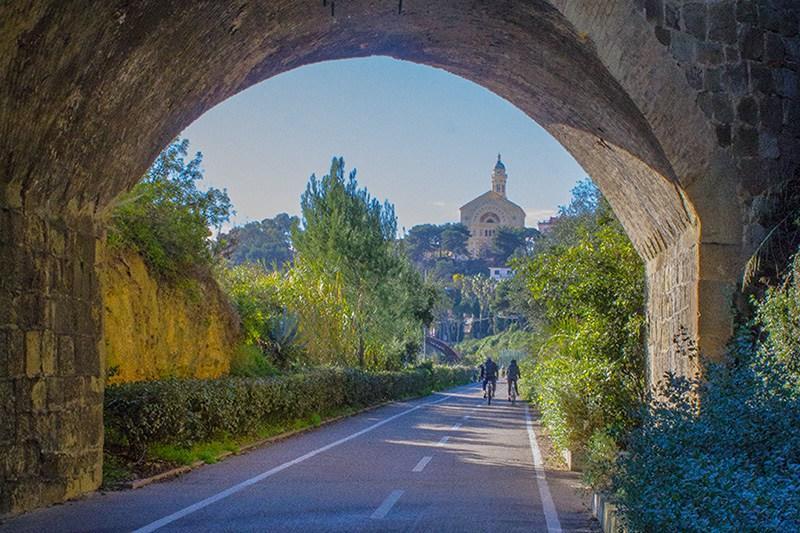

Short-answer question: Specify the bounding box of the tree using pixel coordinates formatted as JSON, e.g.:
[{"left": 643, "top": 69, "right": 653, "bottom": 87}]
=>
[
  {"left": 440, "top": 223, "right": 471, "bottom": 257},
  {"left": 107, "top": 137, "right": 232, "bottom": 279},
  {"left": 220, "top": 213, "right": 299, "bottom": 268},
  {"left": 404, "top": 224, "right": 443, "bottom": 262},
  {"left": 292, "top": 157, "right": 436, "bottom": 369},
  {"left": 488, "top": 226, "right": 540, "bottom": 265}
]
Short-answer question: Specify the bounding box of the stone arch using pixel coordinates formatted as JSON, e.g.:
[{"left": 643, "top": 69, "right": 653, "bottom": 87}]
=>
[{"left": 1, "top": 0, "right": 797, "bottom": 513}]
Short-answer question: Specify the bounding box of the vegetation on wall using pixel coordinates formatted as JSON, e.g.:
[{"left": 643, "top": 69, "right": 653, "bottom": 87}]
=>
[{"left": 107, "top": 138, "right": 232, "bottom": 281}]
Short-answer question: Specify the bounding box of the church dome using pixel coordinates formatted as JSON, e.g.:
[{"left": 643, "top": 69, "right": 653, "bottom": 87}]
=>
[{"left": 494, "top": 153, "right": 505, "bottom": 170}]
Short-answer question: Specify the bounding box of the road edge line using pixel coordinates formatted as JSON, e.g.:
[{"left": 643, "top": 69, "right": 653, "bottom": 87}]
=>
[{"left": 525, "top": 404, "right": 563, "bottom": 533}]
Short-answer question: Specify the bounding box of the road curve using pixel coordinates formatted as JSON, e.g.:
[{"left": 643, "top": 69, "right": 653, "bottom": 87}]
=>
[{"left": 1, "top": 383, "right": 598, "bottom": 532}]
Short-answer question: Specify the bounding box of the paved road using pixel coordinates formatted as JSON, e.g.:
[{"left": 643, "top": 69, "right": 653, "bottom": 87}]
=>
[{"left": 1, "top": 384, "right": 597, "bottom": 532}]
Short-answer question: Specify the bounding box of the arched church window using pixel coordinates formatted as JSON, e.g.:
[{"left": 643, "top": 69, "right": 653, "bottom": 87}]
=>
[{"left": 480, "top": 212, "right": 499, "bottom": 224}]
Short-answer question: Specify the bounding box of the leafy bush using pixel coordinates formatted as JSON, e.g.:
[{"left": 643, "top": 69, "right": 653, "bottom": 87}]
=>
[
  {"left": 756, "top": 253, "right": 800, "bottom": 374},
  {"left": 229, "top": 344, "right": 278, "bottom": 378},
  {"left": 454, "top": 326, "right": 533, "bottom": 365},
  {"left": 105, "top": 366, "right": 473, "bottom": 454},
  {"left": 612, "top": 335, "right": 800, "bottom": 532},
  {"left": 107, "top": 138, "right": 232, "bottom": 280},
  {"left": 513, "top": 182, "right": 645, "bottom": 463}
]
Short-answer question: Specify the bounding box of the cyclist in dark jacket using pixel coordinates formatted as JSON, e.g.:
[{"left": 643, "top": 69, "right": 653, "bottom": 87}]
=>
[
  {"left": 507, "top": 359, "right": 521, "bottom": 399},
  {"left": 483, "top": 357, "right": 498, "bottom": 398}
]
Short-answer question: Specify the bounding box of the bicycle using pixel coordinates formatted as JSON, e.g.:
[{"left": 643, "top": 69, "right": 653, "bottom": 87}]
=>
[
  {"left": 486, "top": 379, "right": 495, "bottom": 405},
  {"left": 509, "top": 380, "right": 517, "bottom": 405}
]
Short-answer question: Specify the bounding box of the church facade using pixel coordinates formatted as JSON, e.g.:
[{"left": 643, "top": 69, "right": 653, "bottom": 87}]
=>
[{"left": 459, "top": 155, "right": 526, "bottom": 256}]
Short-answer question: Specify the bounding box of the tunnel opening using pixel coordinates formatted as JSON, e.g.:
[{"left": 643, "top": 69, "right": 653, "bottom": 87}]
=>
[{"left": 2, "top": 0, "right": 764, "bottom": 514}]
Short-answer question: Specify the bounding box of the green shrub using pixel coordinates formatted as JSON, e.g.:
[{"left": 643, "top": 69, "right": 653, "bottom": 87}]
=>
[
  {"left": 756, "top": 253, "right": 800, "bottom": 375},
  {"left": 229, "top": 344, "right": 278, "bottom": 378},
  {"left": 612, "top": 332, "right": 800, "bottom": 532},
  {"left": 104, "top": 366, "right": 473, "bottom": 454}
]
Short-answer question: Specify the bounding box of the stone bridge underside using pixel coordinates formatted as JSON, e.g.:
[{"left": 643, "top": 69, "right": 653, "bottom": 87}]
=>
[{"left": 1, "top": 0, "right": 798, "bottom": 515}]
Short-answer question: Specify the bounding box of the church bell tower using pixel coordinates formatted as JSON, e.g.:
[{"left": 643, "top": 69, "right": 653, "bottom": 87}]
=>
[{"left": 492, "top": 154, "right": 507, "bottom": 197}]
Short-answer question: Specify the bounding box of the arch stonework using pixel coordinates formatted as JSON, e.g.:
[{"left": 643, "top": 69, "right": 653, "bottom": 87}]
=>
[{"left": 1, "top": 0, "right": 797, "bottom": 513}]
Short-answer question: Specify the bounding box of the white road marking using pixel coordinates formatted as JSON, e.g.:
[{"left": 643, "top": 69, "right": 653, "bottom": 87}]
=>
[
  {"left": 524, "top": 405, "right": 562, "bottom": 533},
  {"left": 437, "top": 435, "right": 450, "bottom": 447},
  {"left": 132, "top": 395, "right": 451, "bottom": 533},
  {"left": 371, "top": 489, "right": 404, "bottom": 519},
  {"left": 451, "top": 422, "right": 462, "bottom": 430},
  {"left": 412, "top": 455, "right": 433, "bottom": 472}
]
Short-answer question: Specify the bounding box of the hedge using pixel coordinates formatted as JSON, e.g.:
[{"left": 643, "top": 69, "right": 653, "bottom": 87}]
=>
[{"left": 104, "top": 365, "right": 473, "bottom": 453}]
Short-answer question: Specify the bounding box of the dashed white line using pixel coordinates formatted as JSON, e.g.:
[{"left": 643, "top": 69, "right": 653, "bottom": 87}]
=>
[
  {"left": 371, "top": 490, "right": 404, "bottom": 519},
  {"left": 524, "top": 405, "right": 562, "bottom": 533},
  {"left": 412, "top": 456, "right": 433, "bottom": 472},
  {"left": 451, "top": 422, "right": 462, "bottom": 430},
  {"left": 132, "top": 395, "right": 451, "bottom": 532},
  {"left": 437, "top": 435, "right": 450, "bottom": 447}
]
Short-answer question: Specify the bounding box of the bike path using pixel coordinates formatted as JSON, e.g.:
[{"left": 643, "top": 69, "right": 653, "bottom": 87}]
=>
[{"left": 1, "top": 383, "right": 597, "bottom": 532}]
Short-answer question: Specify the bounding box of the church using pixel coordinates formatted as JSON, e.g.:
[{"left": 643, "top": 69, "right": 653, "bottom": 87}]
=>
[{"left": 459, "top": 155, "right": 526, "bottom": 256}]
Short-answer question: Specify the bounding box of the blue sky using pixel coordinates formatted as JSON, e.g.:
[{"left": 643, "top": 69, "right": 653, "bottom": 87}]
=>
[{"left": 181, "top": 56, "right": 586, "bottom": 233}]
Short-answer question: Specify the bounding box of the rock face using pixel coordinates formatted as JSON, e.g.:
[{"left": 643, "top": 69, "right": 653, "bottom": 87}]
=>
[
  {"left": 99, "top": 249, "right": 238, "bottom": 385},
  {"left": 0, "top": 0, "right": 797, "bottom": 514}
]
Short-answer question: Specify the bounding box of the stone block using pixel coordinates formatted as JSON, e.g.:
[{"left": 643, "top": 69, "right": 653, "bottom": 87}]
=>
[
  {"left": 24, "top": 331, "right": 41, "bottom": 377},
  {"left": 5, "top": 329, "right": 24, "bottom": 378},
  {"left": 686, "top": 65, "right": 703, "bottom": 89},
  {"left": 733, "top": 125, "right": 759, "bottom": 156},
  {"left": 682, "top": 2, "right": 707, "bottom": 40},
  {"left": 723, "top": 63, "right": 749, "bottom": 96},
  {"left": 670, "top": 30, "right": 695, "bottom": 64},
  {"left": 655, "top": 25, "right": 671, "bottom": 46},
  {"left": 715, "top": 124, "right": 732, "bottom": 147},
  {"left": 759, "top": 131, "right": 780, "bottom": 159},
  {"left": 644, "top": 0, "right": 663, "bottom": 22},
  {"left": 62, "top": 377, "right": 84, "bottom": 406},
  {"left": 53, "top": 296, "right": 75, "bottom": 336},
  {"left": 697, "top": 41, "right": 723, "bottom": 65},
  {"left": 740, "top": 26, "right": 765, "bottom": 60},
  {"left": 736, "top": 96, "right": 758, "bottom": 124},
  {"left": 704, "top": 68, "right": 722, "bottom": 93},
  {"left": 764, "top": 31, "right": 785, "bottom": 63},
  {"left": 774, "top": 67, "right": 798, "bottom": 96},
  {"left": 58, "top": 335, "right": 76, "bottom": 376},
  {"left": 712, "top": 93, "right": 734, "bottom": 122},
  {"left": 30, "top": 380, "right": 46, "bottom": 411},
  {"left": 710, "top": 2, "right": 738, "bottom": 43},
  {"left": 20, "top": 293, "right": 47, "bottom": 331},
  {"left": 735, "top": 0, "right": 757, "bottom": 24},
  {"left": 665, "top": 4, "right": 679, "bottom": 30},
  {"left": 46, "top": 377, "right": 64, "bottom": 410},
  {"left": 749, "top": 64, "right": 773, "bottom": 94},
  {"left": 40, "top": 330, "right": 56, "bottom": 376}
]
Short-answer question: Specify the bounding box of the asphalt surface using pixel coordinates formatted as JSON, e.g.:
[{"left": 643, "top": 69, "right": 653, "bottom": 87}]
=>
[{"left": 1, "top": 383, "right": 598, "bottom": 532}]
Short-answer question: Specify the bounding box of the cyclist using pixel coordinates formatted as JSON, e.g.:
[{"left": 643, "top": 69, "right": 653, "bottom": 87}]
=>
[
  {"left": 507, "top": 359, "right": 521, "bottom": 401},
  {"left": 483, "top": 356, "right": 498, "bottom": 399}
]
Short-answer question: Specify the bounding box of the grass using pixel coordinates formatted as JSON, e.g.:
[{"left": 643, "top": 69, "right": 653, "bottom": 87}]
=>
[
  {"left": 101, "top": 452, "right": 134, "bottom": 489},
  {"left": 148, "top": 410, "right": 335, "bottom": 467}
]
